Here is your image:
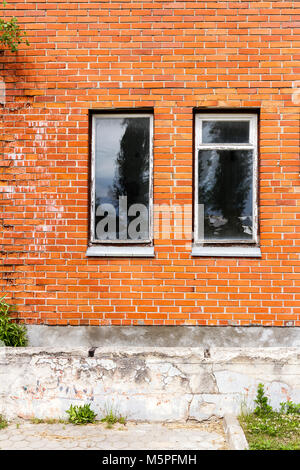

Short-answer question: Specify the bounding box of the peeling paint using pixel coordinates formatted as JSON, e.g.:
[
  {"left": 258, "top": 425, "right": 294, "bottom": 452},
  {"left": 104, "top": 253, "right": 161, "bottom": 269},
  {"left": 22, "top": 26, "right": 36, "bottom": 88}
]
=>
[{"left": 1, "top": 347, "right": 300, "bottom": 422}]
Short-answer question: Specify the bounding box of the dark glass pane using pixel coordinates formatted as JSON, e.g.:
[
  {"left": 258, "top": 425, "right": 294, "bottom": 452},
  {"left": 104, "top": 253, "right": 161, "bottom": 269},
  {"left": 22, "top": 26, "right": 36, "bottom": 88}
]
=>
[
  {"left": 94, "top": 117, "right": 150, "bottom": 240},
  {"left": 202, "top": 120, "right": 250, "bottom": 143},
  {"left": 198, "top": 149, "right": 253, "bottom": 240}
]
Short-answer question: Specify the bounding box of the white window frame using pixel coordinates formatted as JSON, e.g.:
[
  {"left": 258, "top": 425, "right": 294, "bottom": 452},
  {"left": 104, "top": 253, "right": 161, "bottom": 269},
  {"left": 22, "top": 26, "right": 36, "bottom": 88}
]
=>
[
  {"left": 194, "top": 113, "right": 259, "bottom": 246},
  {"left": 89, "top": 113, "right": 154, "bottom": 246}
]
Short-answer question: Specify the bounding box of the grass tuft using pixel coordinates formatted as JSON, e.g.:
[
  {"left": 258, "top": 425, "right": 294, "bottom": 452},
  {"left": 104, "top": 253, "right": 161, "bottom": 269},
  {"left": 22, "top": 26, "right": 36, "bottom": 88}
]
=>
[
  {"left": 30, "top": 418, "right": 66, "bottom": 425},
  {"left": 0, "top": 415, "right": 8, "bottom": 430},
  {"left": 239, "top": 384, "right": 300, "bottom": 450},
  {"left": 101, "top": 407, "right": 127, "bottom": 428}
]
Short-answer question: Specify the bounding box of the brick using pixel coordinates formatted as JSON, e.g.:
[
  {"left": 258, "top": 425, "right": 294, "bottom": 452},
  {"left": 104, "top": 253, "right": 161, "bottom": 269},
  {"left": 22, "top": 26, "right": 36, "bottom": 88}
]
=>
[{"left": 0, "top": 0, "right": 299, "bottom": 327}]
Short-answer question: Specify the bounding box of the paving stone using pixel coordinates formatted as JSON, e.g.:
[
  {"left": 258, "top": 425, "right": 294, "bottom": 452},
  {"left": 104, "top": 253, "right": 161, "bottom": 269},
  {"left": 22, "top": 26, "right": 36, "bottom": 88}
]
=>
[{"left": 0, "top": 419, "right": 228, "bottom": 450}]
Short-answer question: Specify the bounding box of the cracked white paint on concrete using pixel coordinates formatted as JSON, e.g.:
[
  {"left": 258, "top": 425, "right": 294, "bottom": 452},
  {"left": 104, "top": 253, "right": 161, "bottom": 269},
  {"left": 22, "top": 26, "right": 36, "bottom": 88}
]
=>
[{"left": 0, "top": 347, "right": 300, "bottom": 422}]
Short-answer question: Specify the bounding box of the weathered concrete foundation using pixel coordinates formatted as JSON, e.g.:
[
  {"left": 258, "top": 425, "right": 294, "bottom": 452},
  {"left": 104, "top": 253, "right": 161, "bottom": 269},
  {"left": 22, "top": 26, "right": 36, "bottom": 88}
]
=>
[
  {"left": 1, "top": 346, "right": 300, "bottom": 422},
  {"left": 27, "top": 325, "right": 300, "bottom": 348}
]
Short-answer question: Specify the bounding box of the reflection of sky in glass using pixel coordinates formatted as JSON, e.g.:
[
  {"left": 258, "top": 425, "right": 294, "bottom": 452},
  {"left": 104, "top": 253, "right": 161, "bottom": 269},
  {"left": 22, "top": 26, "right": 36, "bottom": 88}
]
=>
[{"left": 95, "top": 118, "right": 125, "bottom": 202}]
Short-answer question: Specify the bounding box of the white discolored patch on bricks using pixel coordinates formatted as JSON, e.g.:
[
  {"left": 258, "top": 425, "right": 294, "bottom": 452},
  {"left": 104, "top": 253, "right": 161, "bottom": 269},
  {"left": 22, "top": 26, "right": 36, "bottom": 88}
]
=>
[
  {"left": 0, "top": 77, "right": 6, "bottom": 105},
  {"left": 292, "top": 81, "right": 300, "bottom": 105},
  {"left": 28, "top": 120, "right": 60, "bottom": 152},
  {"left": 0, "top": 186, "right": 14, "bottom": 193}
]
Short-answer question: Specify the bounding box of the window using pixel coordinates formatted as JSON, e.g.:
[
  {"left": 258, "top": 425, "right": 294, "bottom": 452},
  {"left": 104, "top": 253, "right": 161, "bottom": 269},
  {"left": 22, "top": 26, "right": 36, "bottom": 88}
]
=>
[
  {"left": 193, "top": 113, "right": 260, "bottom": 257},
  {"left": 87, "top": 112, "right": 154, "bottom": 257}
]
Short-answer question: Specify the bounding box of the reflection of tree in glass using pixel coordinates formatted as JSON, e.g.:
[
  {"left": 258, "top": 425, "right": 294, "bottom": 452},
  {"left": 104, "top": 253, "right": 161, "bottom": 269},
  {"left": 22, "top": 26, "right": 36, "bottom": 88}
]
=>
[
  {"left": 203, "top": 120, "right": 249, "bottom": 144},
  {"left": 198, "top": 150, "right": 253, "bottom": 239},
  {"left": 111, "top": 118, "right": 149, "bottom": 209},
  {"left": 94, "top": 118, "right": 150, "bottom": 239}
]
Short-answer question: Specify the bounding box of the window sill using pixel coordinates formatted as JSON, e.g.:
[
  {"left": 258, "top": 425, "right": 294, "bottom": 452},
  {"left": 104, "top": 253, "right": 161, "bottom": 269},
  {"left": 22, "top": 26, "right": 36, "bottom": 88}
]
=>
[
  {"left": 191, "top": 245, "right": 261, "bottom": 258},
  {"left": 86, "top": 245, "right": 155, "bottom": 258}
]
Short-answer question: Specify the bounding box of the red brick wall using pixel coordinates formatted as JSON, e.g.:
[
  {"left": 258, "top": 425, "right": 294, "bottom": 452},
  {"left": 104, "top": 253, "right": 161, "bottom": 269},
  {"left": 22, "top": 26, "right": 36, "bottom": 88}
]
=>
[{"left": 1, "top": 1, "right": 299, "bottom": 326}]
